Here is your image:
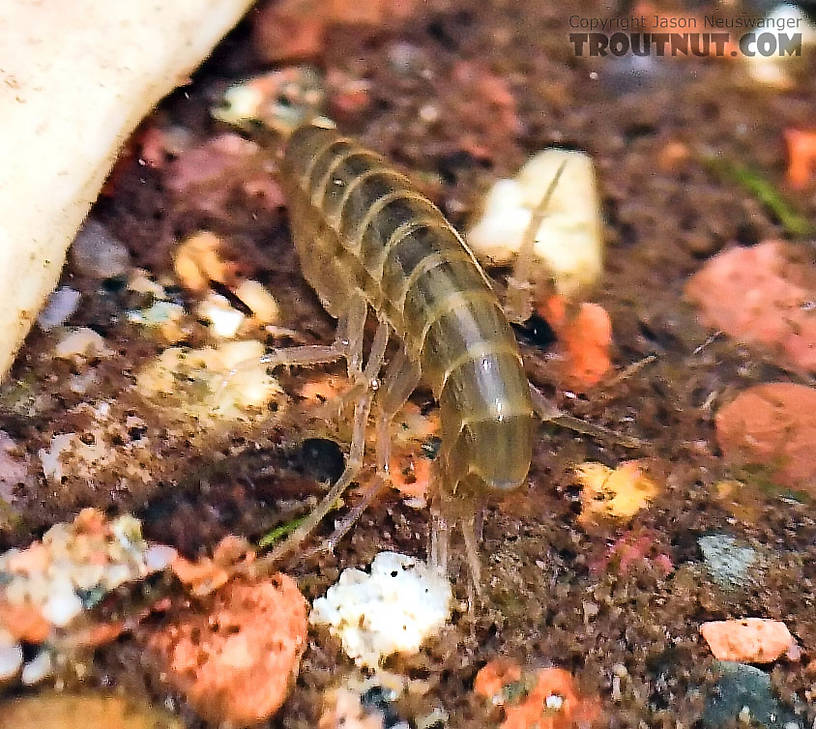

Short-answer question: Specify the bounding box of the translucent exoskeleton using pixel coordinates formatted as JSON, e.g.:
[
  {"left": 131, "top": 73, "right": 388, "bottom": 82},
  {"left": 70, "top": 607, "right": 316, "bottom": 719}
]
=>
[{"left": 236, "top": 125, "right": 635, "bottom": 593}]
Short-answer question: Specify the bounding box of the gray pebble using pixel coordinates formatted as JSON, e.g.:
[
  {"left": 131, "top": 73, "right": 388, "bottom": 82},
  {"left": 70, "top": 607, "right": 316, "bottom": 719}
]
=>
[{"left": 70, "top": 219, "right": 130, "bottom": 278}]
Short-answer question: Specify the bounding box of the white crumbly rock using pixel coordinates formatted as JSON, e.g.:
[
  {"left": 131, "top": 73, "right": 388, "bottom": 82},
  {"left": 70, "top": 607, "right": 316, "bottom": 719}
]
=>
[
  {"left": 0, "top": 510, "right": 177, "bottom": 640},
  {"left": 136, "top": 340, "right": 282, "bottom": 422},
  {"left": 37, "top": 404, "right": 153, "bottom": 486},
  {"left": 310, "top": 552, "right": 452, "bottom": 669},
  {"left": 467, "top": 148, "right": 603, "bottom": 298}
]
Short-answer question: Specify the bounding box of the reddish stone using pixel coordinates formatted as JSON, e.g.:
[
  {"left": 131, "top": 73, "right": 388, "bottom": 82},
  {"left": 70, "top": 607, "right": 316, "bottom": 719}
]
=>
[
  {"left": 686, "top": 241, "right": 816, "bottom": 372},
  {"left": 146, "top": 574, "right": 308, "bottom": 725},
  {"left": 716, "top": 382, "right": 816, "bottom": 492}
]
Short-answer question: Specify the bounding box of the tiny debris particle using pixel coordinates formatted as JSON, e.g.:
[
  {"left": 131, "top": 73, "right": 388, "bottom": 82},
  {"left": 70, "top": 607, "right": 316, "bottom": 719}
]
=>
[
  {"left": 700, "top": 619, "right": 797, "bottom": 664},
  {"left": 310, "top": 552, "right": 452, "bottom": 669},
  {"left": 545, "top": 694, "right": 564, "bottom": 710}
]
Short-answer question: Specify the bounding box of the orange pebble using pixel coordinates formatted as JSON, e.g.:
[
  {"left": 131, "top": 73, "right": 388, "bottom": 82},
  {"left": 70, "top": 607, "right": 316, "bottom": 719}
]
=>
[
  {"left": 474, "top": 658, "right": 523, "bottom": 702},
  {"left": 0, "top": 600, "right": 51, "bottom": 643},
  {"left": 785, "top": 128, "right": 816, "bottom": 189},
  {"left": 389, "top": 448, "right": 432, "bottom": 502},
  {"left": 147, "top": 574, "right": 308, "bottom": 726},
  {"left": 540, "top": 297, "right": 612, "bottom": 390},
  {"left": 172, "top": 557, "right": 230, "bottom": 597},
  {"left": 562, "top": 303, "right": 612, "bottom": 388},
  {"left": 700, "top": 618, "right": 796, "bottom": 664},
  {"left": 658, "top": 141, "right": 690, "bottom": 171},
  {"left": 541, "top": 295, "right": 567, "bottom": 329},
  {"left": 502, "top": 668, "right": 600, "bottom": 729}
]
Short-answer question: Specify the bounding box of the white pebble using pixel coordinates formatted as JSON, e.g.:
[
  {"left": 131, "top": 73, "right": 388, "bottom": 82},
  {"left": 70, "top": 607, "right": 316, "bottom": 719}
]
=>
[
  {"left": 0, "top": 640, "right": 23, "bottom": 681},
  {"left": 310, "top": 551, "right": 452, "bottom": 669},
  {"left": 41, "top": 582, "right": 83, "bottom": 627},
  {"left": 37, "top": 287, "right": 81, "bottom": 331},
  {"left": 235, "top": 279, "right": 280, "bottom": 324},
  {"left": 745, "top": 4, "right": 816, "bottom": 88},
  {"left": 70, "top": 219, "right": 130, "bottom": 278},
  {"left": 545, "top": 693, "right": 564, "bottom": 710},
  {"left": 38, "top": 433, "right": 76, "bottom": 483},
  {"left": 126, "top": 300, "right": 185, "bottom": 327},
  {"left": 468, "top": 148, "right": 603, "bottom": 298},
  {"left": 144, "top": 544, "right": 178, "bottom": 571},
  {"left": 21, "top": 649, "right": 53, "bottom": 685},
  {"left": 54, "top": 327, "right": 113, "bottom": 361},
  {"left": 197, "top": 294, "right": 246, "bottom": 338}
]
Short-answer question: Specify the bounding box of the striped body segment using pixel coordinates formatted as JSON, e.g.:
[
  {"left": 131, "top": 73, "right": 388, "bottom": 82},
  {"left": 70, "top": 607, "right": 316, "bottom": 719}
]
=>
[{"left": 281, "top": 125, "right": 533, "bottom": 495}]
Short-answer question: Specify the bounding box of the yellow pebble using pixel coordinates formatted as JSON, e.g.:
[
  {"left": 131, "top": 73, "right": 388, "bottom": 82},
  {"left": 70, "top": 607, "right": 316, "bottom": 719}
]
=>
[{"left": 576, "top": 460, "right": 659, "bottom": 524}]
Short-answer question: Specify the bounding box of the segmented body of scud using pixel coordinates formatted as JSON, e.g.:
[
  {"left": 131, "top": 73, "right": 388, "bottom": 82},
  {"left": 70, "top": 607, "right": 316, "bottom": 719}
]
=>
[{"left": 281, "top": 125, "right": 534, "bottom": 500}]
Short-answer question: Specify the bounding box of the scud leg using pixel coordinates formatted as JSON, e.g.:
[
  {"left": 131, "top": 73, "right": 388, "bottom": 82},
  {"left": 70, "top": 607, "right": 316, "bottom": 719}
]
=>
[
  {"left": 429, "top": 488, "right": 449, "bottom": 574},
  {"left": 248, "top": 319, "right": 390, "bottom": 575},
  {"left": 314, "top": 347, "right": 422, "bottom": 553},
  {"left": 461, "top": 511, "right": 483, "bottom": 601},
  {"left": 529, "top": 383, "right": 642, "bottom": 448},
  {"left": 429, "top": 473, "right": 486, "bottom": 599},
  {"left": 338, "top": 293, "right": 367, "bottom": 378},
  {"left": 218, "top": 292, "right": 368, "bottom": 399}
]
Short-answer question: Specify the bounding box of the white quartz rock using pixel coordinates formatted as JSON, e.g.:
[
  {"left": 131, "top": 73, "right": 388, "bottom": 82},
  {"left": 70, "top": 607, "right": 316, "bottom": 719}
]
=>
[
  {"left": 310, "top": 552, "right": 452, "bottom": 669},
  {"left": 468, "top": 148, "right": 604, "bottom": 298}
]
